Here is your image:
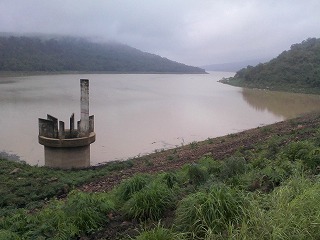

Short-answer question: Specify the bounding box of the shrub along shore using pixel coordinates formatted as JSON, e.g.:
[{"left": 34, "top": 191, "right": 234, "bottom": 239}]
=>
[{"left": 1, "top": 111, "right": 320, "bottom": 239}]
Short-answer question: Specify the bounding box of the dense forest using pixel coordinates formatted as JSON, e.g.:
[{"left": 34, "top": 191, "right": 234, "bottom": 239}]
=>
[
  {"left": 222, "top": 38, "right": 320, "bottom": 93},
  {"left": 0, "top": 36, "right": 205, "bottom": 73}
]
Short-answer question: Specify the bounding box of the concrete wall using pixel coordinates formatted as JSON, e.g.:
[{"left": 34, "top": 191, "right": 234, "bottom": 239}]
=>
[{"left": 44, "top": 145, "right": 90, "bottom": 169}]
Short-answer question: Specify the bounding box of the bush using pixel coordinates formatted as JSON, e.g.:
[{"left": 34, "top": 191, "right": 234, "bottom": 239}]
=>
[
  {"left": 161, "top": 172, "right": 179, "bottom": 189},
  {"left": 304, "top": 148, "right": 320, "bottom": 171},
  {"left": 187, "top": 164, "right": 208, "bottom": 185},
  {"left": 122, "top": 182, "right": 174, "bottom": 221},
  {"left": 1, "top": 191, "right": 115, "bottom": 239},
  {"left": 175, "top": 185, "right": 247, "bottom": 238},
  {"left": 283, "top": 141, "right": 314, "bottom": 162},
  {"left": 198, "top": 157, "right": 221, "bottom": 175},
  {"left": 220, "top": 157, "right": 247, "bottom": 179},
  {"left": 114, "top": 174, "right": 151, "bottom": 203}
]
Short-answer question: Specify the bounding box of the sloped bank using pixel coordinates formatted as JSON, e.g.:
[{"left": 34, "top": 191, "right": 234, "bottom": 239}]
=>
[{"left": 2, "top": 111, "right": 320, "bottom": 239}]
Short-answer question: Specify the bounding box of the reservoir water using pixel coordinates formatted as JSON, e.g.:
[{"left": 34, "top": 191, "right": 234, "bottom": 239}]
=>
[{"left": 1, "top": 72, "right": 320, "bottom": 166}]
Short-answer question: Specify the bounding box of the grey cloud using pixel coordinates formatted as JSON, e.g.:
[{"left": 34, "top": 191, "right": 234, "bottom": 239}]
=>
[{"left": 0, "top": 0, "right": 319, "bottom": 66}]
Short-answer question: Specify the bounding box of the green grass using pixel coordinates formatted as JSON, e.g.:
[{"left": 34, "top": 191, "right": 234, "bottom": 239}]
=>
[
  {"left": 114, "top": 173, "right": 152, "bottom": 204},
  {"left": 175, "top": 184, "right": 247, "bottom": 239},
  {"left": 0, "top": 158, "right": 133, "bottom": 216},
  {"left": 121, "top": 181, "right": 175, "bottom": 221},
  {"left": 134, "top": 224, "right": 186, "bottom": 240},
  {"left": 0, "top": 190, "right": 115, "bottom": 239},
  {"left": 2, "top": 113, "right": 320, "bottom": 239}
]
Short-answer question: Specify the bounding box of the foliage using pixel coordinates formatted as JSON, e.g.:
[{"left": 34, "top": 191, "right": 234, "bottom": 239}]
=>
[
  {"left": 187, "top": 164, "right": 209, "bottom": 185},
  {"left": 220, "top": 156, "right": 247, "bottom": 179},
  {"left": 122, "top": 182, "right": 175, "bottom": 221},
  {"left": 3, "top": 114, "right": 320, "bottom": 239},
  {"left": 226, "top": 176, "right": 320, "bottom": 240},
  {"left": 114, "top": 173, "right": 152, "bottom": 204},
  {"left": 282, "top": 141, "right": 320, "bottom": 171},
  {"left": 225, "top": 38, "right": 320, "bottom": 93},
  {"left": 0, "top": 229, "right": 21, "bottom": 240},
  {"left": 161, "top": 172, "right": 179, "bottom": 189},
  {"left": 0, "top": 190, "right": 115, "bottom": 239},
  {"left": 175, "top": 185, "right": 247, "bottom": 239},
  {"left": 0, "top": 36, "right": 205, "bottom": 73},
  {"left": 0, "top": 158, "right": 132, "bottom": 216},
  {"left": 133, "top": 224, "right": 186, "bottom": 240}
]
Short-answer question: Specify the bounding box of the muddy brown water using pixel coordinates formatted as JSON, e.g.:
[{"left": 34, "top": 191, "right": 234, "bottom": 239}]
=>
[{"left": 1, "top": 72, "right": 320, "bottom": 166}]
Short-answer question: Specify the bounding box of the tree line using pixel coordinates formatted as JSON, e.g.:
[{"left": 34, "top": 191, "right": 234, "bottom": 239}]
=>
[
  {"left": 0, "top": 36, "right": 205, "bottom": 73},
  {"left": 226, "top": 38, "right": 320, "bottom": 93}
]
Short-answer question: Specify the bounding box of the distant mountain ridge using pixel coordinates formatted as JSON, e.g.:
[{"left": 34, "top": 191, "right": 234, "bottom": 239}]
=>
[
  {"left": 0, "top": 36, "right": 206, "bottom": 73},
  {"left": 202, "top": 58, "right": 270, "bottom": 72},
  {"left": 221, "top": 38, "right": 320, "bottom": 94}
]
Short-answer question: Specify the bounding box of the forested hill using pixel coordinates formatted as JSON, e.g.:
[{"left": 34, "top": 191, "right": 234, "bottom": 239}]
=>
[
  {"left": 0, "top": 36, "right": 206, "bottom": 73},
  {"left": 222, "top": 38, "right": 320, "bottom": 93}
]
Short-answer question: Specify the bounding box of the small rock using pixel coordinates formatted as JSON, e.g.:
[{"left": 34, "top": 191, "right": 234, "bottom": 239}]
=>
[
  {"left": 10, "top": 168, "right": 21, "bottom": 174},
  {"left": 48, "top": 177, "right": 58, "bottom": 182},
  {"left": 121, "top": 221, "right": 131, "bottom": 226}
]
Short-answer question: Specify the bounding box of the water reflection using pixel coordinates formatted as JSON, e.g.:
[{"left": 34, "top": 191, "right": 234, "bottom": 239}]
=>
[{"left": 241, "top": 88, "right": 320, "bottom": 119}]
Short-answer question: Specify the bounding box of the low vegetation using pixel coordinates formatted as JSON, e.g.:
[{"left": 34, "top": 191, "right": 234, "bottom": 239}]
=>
[
  {"left": 1, "top": 113, "right": 320, "bottom": 239},
  {"left": 0, "top": 159, "right": 133, "bottom": 216}
]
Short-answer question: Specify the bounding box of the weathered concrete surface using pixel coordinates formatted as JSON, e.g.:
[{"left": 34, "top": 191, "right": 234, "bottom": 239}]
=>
[
  {"left": 38, "top": 79, "right": 95, "bottom": 169},
  {"left": 38, "top": 119, "right": 54, "bottom": 138},
  {"left": 39, "top": 132, "right": 96, "bottom": 147},
  {"left": 79, "top": 79, "right": 89, "bottom": 137},
  {"left": 44, "top": 145, "right": 90, "bottom": 169}
]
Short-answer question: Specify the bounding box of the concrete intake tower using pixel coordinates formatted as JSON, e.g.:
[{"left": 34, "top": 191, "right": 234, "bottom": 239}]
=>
[{"left": 38, "top": 79, "right": 96, "bottom": 169}]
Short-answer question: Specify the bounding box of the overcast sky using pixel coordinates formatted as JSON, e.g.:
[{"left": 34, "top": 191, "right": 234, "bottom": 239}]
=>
[{"left": 0, "top": 0, "right": 319, "bottom": 66}]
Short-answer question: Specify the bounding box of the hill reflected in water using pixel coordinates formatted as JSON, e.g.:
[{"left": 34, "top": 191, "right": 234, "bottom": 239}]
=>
[{"left": 241, "top": 88, "right": 320, "bottom": 119}]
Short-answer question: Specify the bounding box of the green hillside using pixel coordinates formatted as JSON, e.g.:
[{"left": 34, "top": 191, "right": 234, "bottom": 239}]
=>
[
  {"left": 0, "top": 36, "right": 206, "bottom": 73},
  {"left": 221, "top": 38, "right": 320, "bottom": 93}
]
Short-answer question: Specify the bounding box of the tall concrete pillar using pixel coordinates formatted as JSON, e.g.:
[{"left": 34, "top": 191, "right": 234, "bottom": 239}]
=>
[
  {"left": 38, "top": 79, "right": 95, "bottom": 169},
  {"left": 79, "top": 79, "right": 89, "bottom": 137}
]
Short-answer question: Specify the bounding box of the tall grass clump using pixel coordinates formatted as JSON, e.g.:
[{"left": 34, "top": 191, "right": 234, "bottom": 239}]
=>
[
  {"left": 175, "top": 184, "right": 247, "bottom": 239},
  {"left": 228, "top": 176, "right": 320, "bottom": 240},
  {"left": 281, "top": 141, "right": 320, "bottom": 172},
  {"left": 133, "top": 223, "right": 186, "bottom": 240},
  {"left": 220, "top": 156, "right": 247, "bottom": 179},
  {"left": 114, "top": 173, "right": 151, "bottom": 204},
  {"left": 187, "top": 164, "right": 208, "bottom": 185},
  {"left": 198, "top": 157, "right": 221, "bottom": 175},
  {"left": 282, "top": 141, "right": 314, "bottom": 162},
  {"left": 0, "top": 190, "right": 115, "bottom": 239},
  {"left": 266, "top": 176, "right": 320, "bottom": 239},
  {"left": 0, "top": 229, "right": 20, "bottom": 240},
  {"left": 122, "top": 182, "right": 175, "bottom": 221}
]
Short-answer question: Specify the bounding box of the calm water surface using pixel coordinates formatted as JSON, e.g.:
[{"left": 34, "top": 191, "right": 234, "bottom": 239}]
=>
[{"left": 1, "top": 72, "right": 320, "bottom": 166}]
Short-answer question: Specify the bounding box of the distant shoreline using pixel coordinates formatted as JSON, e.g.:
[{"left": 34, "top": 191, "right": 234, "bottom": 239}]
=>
[{"left": 0, "top": 70, "right": 208, "bottom": 77}]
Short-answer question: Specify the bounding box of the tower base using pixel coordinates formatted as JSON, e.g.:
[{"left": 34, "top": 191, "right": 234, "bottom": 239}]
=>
[{"left": 44, "top": 145, "right": 90, "bottom": 169}]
